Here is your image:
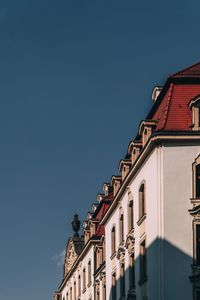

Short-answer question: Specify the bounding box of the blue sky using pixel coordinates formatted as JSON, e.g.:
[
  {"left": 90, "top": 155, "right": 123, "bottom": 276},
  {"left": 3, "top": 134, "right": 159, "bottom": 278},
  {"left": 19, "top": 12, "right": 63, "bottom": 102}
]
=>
[{"left": 0, "top": 1, "right": 200, "bottom": 299}]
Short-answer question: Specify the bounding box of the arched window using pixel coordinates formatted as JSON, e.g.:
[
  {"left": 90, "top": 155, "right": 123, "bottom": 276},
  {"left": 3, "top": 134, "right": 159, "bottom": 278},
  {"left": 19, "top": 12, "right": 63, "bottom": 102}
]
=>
[
  {"left": 88, "top": 260, "right": 91, "bottom": 284},
  {"left": 189, "top": 96, "right": 200, "bottom": 130},
  {"left": 111, "top": 226, "right": 116, "bottom": 254},
  {"left": 139, "top": 183, "right": 146, "bottom": 220},
  {"left": 140, "top": 239, "right": 147, "bottom": 280},
  {"left": 192, "top": 155, "right": 200, "bottom": 199},
  {"left": 196, "top": 164, "right": 200, "bottom": 198},
  {"left": 74, "top": 281, "right": 76, "bottom": 300},
  {"left": 128, "top": 199, "right": 134, "bottom": 232},
  {"left": 83, "top": 268, "right": 86, "bottom": 290},
  {"left": 70, "top": 287, "right": 72, "bottom": 300},
  {"left": 112, "top": 272, "right": 117, "bottom": 300},
  {"left": 119, "top": 213, "right": 124, "bottom": 243},
  {"left": 129, "top": 254, "right": 135, "bottom": 290},
  {"left": 78, "top": 275, "right": 81, "bottom": 297},
  {"left": 120, "top": 263, "right": 125, "bottom": 297}
]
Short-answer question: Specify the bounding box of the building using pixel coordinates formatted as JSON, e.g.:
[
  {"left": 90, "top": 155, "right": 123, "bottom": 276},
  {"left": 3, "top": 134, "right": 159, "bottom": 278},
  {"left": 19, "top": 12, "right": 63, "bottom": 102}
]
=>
[{"left": 53, "top": 62, "right": 200, "bottom": 300}]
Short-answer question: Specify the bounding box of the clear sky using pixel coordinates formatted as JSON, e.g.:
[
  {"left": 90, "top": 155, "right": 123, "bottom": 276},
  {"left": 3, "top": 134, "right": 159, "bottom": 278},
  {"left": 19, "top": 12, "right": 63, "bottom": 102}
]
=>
[{"left": 0, "top": 1, "right": 200, "bottom": 299}]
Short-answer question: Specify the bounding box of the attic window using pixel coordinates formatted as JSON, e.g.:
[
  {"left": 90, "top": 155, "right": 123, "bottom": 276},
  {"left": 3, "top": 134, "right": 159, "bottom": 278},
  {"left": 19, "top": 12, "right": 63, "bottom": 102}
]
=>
[{"left": 189, "top": 96, "right": 200, "bottom": 130}]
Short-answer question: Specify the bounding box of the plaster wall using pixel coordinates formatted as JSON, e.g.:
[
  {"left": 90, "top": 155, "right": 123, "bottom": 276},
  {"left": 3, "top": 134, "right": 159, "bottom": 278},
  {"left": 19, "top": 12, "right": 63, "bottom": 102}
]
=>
[
  {"left": 61, "top": 245, "right": 95, "bottom": 300},
  {"left": 162, "top": 144, "right": 200, "bottom": 300}
]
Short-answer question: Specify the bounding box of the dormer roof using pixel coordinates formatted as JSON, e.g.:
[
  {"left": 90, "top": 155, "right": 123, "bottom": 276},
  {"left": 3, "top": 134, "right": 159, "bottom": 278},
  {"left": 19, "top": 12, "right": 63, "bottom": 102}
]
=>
[{"left": 119, "top": 159, "right": 132, "bottom": 172}]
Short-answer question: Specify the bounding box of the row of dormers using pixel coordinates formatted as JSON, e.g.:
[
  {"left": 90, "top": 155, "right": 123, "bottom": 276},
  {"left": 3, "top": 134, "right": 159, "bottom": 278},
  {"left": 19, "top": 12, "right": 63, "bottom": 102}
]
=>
[
  {"left": 82, "top": 93, "right": 200, "bottom": 246},
  {"left": 82, "top": 117, "right": 158, "bottom": 244}
]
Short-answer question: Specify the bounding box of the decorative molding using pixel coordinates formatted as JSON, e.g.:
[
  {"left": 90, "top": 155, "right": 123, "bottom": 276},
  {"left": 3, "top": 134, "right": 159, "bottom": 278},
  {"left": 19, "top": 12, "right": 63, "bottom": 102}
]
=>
[
  {"left": 116, "top": 245, "right": 125, "bottom": 266},
  {"left": 125, "top": 232, "right": 135, "bottom": 257}
]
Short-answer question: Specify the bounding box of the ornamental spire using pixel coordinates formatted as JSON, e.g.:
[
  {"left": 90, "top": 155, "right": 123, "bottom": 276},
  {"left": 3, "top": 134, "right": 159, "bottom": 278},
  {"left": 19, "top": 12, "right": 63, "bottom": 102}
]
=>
[{"left": 71, "top": 214, "right": 81, "bottom": 238}]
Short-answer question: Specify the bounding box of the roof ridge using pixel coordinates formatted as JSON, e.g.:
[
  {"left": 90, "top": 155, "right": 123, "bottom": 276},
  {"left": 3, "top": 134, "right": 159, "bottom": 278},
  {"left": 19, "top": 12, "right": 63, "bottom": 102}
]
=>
[{"left": 171, "top": 61, "right": 200, "bottom": 77}]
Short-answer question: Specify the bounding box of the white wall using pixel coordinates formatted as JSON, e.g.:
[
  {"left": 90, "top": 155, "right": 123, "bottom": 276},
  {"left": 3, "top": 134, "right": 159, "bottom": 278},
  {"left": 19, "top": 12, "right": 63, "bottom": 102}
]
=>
[
  {"left": 105, "top": 148, "right": 160, "bottom": 300},
  {"left": 105, "top": 144, "right": 199, "bottom": 300},
  {"left": 162, "top": 145, "right": 199, "bottom": 300},
  {"left": 61, "top": 245, "right": 94, "bottom": 300}
]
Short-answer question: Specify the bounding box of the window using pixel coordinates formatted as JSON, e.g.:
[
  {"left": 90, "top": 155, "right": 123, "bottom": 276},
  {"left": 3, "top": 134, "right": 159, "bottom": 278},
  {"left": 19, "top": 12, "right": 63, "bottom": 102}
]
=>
[
  {"left": 140, "top": 240, "right": 147, "bottom": 281},
  {"left": 112, "top": 272, "right": 117, "bottom": 300},
  {"left": 195, "top": 224, "right": 200, "bottom": 265},
  {"left": 119, "top": 213, "right": 124, "bottom": 243},
  {"left": 88, "top": 260, "right": 91, "bottom": 284},
  {"left": 189, "top": 96, "right": 200, "bottom": 130},
  {"left": 120, "top": 264, "right": 125, "bottom": 297},
  {"left": 70, "top": 287, "right": 72, "bottom": 300},
  {"left": 78, "top": 275, "right": 81, "bottom": 297},
  {"left": 83, "top": 268, "right": 86, "bottom": 291},
  {"left": 129, "top": 254, "right": 135, "bottom": 290},
  {"left": 128, "top": 199, "right": 134, "bottom": 231},
  {"left": 111, "top": 226, "right": 116, "bottom": 255},
  {"left": 102, "top": 283, "right": 106, "bottom": 300},
  {"left": 96, "top": 290, "right": 100, "bottom": 300},
  {"left": 195, "top": 289, "right": 200, "bottom": 300},
  {"left": 66, "top": 293, "right": 68, "bottom": 300},
  {"left": 139, "top": 183, "right": 146, "bottom": 220},
  {"left": 74, "top": 281, "right": 76, "bottom": 300},
  {"left": 196, "top": 164, "right": 200, "bottom": 198}
]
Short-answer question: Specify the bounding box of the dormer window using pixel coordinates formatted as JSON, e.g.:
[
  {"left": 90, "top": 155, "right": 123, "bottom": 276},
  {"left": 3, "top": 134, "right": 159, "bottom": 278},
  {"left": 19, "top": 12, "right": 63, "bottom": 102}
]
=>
[
  {"left": 119, "top": 160, "right": 131, "bottom": 181},
  {"left": 111, "top": 176, "right": 122, "bottom": 196},
  {"left": 189, "top": 96, "right": 200, "bottom": 130},
  {"left": 138, "top": 120, "right": 157, "bottom": 147},
  {"left": 128, "top": 141, "right": 142, "bottom": 165}
]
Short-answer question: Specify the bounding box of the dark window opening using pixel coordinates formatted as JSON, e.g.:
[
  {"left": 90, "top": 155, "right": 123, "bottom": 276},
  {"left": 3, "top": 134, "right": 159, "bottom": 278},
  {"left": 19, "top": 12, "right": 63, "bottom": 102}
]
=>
[
  {"left": 196, "top": 224, "right": 200, "bottom": 265},
  {"left": 196, "top": 164, "right": 200, "bottom": 198},
  {"left": 140, "top": 240, "right": 147, "bottom": 280},
  {"left": 112, "top": 273, "right": 117, "bottom": 300}
]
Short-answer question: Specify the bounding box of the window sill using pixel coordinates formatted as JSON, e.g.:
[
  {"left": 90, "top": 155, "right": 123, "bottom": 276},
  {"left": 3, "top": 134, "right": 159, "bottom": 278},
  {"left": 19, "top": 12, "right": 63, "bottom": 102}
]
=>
[
  {"left": 137, "top": 214, "right": 146, "bottom": 226},
  {"left": 119, "top": 240, "right": 125, "bottom": 247},
  {"left": 127, "top": 228, "right": 134, "bottom": 235},
  {"left": 82, "top": 288, "right": 86, "bottom": 294},
  {"left": 138, "top": 275, "right": 147, "bottom": 286},
  {"left": 110, "top": 251, "right": 116, "bottom": 260},
  {"left": 190, "top": 198, "right": 200, "bottom": 204},
  {"left": 87, "top": 281, "right": 92, "bottom": 288}
]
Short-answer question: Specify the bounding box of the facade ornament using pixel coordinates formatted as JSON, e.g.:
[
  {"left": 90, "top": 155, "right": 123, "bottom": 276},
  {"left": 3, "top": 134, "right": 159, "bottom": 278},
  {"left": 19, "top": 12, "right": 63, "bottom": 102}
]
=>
[
  {"left": 117, "top": 245, "right": 125, "bottom": 266},
  {"left": 125, "top": 233, "right": 135, "bottom": 257},
  {"left": 53, "top": 292, "right": 61, "bottom": 300},
  {"left": 72, "top": 214, "right": 81, "bottom": 237},
  {"left": 95, "top": 279, "right": 100, "bottom": 293},
  {"left": 99, "top": 271, "right": 106, "bottom": 287}
]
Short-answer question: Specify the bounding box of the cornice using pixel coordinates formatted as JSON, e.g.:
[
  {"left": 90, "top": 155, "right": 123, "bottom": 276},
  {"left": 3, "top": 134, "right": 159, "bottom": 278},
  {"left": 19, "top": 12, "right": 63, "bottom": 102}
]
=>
[{"left": 101, "top": 132, "right": 200, "bottom": 225}]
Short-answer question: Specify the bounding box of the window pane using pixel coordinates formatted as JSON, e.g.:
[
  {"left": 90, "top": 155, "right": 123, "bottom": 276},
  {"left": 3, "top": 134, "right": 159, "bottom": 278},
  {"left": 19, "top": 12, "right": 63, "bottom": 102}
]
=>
[
  {"left": 196, "top": 224, "right": 200, "bottom": 265},
  {"left": 196, "top": 165, "right": 200, "bottom": 198}
]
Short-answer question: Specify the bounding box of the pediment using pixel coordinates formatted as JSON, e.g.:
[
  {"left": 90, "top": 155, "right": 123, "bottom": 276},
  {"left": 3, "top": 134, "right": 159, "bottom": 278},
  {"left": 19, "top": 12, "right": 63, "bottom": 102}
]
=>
[{"left": 63, "top": 237, "right": 84, "bottom": 276}]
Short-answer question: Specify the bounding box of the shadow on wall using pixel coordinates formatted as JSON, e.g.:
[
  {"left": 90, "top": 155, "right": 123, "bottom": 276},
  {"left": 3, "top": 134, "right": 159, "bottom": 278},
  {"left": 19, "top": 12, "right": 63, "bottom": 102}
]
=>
[{"left": 107, "top": 238, "right": 199, "bottom": 300}]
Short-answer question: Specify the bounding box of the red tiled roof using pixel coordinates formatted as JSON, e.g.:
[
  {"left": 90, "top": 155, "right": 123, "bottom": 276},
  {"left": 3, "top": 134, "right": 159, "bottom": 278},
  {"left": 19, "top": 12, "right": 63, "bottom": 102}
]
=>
[
  {"left": 172, "top": 62, "right": 200, "bottom": 78},
  {"left": 150, "top": 62, "right": 200, "bottom": 131},
  {"left": 93, "top": 194, "right": 113, "bottom": 237},
  {"left": 153, "top": 84, "right": 200, "bottom": 131}
]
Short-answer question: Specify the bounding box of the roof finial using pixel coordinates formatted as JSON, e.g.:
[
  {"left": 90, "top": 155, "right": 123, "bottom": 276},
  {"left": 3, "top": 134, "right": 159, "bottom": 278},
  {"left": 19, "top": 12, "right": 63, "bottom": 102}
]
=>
[{"left": 71, "top": 214, "right": 81, "bottom": 238}]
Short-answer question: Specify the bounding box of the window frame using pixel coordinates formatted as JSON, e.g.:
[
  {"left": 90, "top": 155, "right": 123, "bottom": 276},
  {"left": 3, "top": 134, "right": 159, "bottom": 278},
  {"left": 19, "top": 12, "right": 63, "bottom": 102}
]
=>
[
  {"left": 111, "top": 226, "right": 116, "bottom": 256},
  {"left": 138, "top": 181, "right": 146, "bottom": 223}
]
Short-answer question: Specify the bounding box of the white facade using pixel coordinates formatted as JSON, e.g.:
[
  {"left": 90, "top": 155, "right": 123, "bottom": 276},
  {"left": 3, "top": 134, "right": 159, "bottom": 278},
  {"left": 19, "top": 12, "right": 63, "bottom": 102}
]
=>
[
  {"left": 104, "top": 144, "right": 200, "bottom": 300},
  {"left": 54, "top": 62, "right": 200, "bottom": 300},
  {"left": 61, "top": 244, "right": 95, "bottom": 300}
]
